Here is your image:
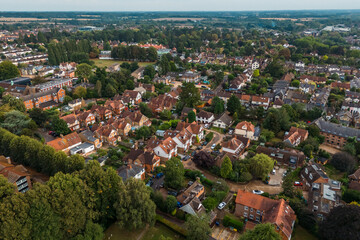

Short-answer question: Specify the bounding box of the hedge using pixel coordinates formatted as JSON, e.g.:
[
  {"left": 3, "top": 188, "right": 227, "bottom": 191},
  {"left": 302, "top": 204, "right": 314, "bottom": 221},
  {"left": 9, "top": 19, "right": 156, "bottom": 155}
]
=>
[
  {"left": 205, "top": 132, "right": 214, "bottom": 142},
  {"left": 155, "top": 214, "right": 187, "bottom": 236},
  {"left": 223, "top": 215, "right": 244, "bottom": 231}
]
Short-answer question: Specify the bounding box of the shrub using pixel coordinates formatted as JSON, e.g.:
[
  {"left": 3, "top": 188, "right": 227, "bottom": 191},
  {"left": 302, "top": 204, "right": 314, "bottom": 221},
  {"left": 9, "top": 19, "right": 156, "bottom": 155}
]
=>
[
  {"left": 201, "top": 178, "right": 213, "bottom": 187},
  {"left": 155, "top": 215, "right": 187, "bottom": 236},
  {"left": 223, "top": 215, "right": 244, "bottom": 230},
  {"left": 205, "top": 132, "right": 214, "bottom": 142},
  {"left": 202, "top": 197, "right": 218, "bottom": 211},
  {"left": 238, "top": 172, "right": 253, "bottom": 182}
]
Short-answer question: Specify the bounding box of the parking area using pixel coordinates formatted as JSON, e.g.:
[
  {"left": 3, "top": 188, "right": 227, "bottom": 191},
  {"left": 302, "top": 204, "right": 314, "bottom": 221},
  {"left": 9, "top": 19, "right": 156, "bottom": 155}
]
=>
[
  {"left": 211, "top": 226, "right": 240, "bottom": 240},
  {"left": 269, "top": 167, "right": 286, "bottom": 186},
  {"left": 36, "top": 129, "right": 55, "bottom": 143}
]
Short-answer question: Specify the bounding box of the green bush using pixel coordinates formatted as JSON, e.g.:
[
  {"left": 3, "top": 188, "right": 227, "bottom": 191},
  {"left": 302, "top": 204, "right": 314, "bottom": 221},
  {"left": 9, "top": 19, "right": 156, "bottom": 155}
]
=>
[
  {"left": 223, "top": 215, "right": 244, "bottom": 230},
  {"left": 203, "top": 197, "right": 218, "bottom": 211},
  {"left": 201, "top": 177, "right": 213, "bottom": 187},
  {"left": 205, "top": 132, "right": 214, "bottom": 142},
  {"left": 185, "top": 169, "right": 202, "bottom": 180},
  {"left": 238, "top": 172, "right": 253, "bottom": 182},
  {"left": 175, "top": 209, "right": 186, "bottom": 220},
  {"left": 155, "top": 215, "right": 187, "bottom": 236}
]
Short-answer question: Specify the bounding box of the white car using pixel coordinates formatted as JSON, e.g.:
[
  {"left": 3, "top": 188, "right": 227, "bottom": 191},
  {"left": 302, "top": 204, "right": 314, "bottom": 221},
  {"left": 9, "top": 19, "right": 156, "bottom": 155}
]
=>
[
  {"left": 252, "top": 190, "right": 264, "bottom": 195},
  {"left": 271, "top": 169, "right": 276, "bottom": 175},
  {"left": 211, "top": 144, "right": 216, "bottom": 150},
  {"left": 204, "top": 124, "right": 209, "bottom": 129},
  {"left": 217, "top": 202, "right": 226, "bottom": 210}
]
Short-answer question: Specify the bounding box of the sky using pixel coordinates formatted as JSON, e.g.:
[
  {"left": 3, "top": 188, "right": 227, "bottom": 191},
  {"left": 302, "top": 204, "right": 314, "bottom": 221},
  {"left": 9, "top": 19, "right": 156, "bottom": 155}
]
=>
[{"left": 2, "top": 0, "right": 360, "bottom": 11}]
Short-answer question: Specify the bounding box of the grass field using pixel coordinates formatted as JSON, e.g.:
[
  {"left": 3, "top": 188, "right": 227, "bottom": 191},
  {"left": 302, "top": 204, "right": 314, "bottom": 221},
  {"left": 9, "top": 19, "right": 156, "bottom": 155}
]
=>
[
  {"left": 104, "top": 222, "right": 184, "bottom": 240},
  {"left": 93, "top": 59, "right": 155, "bottom": 68},
  {"left": 292, "top": 226, "right": 318, "bottom": 240}
]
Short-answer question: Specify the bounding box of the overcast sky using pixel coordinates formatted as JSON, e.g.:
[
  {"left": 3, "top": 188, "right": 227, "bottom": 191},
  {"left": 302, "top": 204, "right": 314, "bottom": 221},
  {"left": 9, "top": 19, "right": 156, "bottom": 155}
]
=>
[{"left": 2, "top": 0, "right": 360, "bottom": 11}]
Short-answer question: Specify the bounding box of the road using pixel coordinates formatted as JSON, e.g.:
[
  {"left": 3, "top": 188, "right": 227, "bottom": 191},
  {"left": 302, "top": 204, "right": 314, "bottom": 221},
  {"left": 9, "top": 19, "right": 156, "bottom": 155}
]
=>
[
  {"left": 36, "top": 129, "right": 55, "bottom": 143},
  {"left": 204, "top": 129, "right": 223, "bottom": 150}
]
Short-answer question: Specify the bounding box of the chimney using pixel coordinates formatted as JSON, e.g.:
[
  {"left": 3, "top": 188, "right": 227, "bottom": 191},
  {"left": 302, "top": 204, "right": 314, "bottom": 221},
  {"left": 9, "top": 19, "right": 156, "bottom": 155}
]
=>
[
  {"left": 186, "top": 118, "right": 189, "bottom": 123},
  {"left": 127, "top": 165, "right": 132, "bottom": 170}
]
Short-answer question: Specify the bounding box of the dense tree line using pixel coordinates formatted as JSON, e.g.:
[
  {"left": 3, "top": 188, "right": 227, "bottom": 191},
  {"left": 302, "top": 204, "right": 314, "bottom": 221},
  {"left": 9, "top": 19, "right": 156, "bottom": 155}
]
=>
[
  {"left": 111, "top": 45, "right": 158, "bottom": 62},
  {"left": 0, "top": 161, "right": 156, "bottom": 240},
  {"left": 48, "top": 39, "right": 91, "bottom": 65},
  {"left": 0, "top": 128, "right": 83, "bottom": 176}
]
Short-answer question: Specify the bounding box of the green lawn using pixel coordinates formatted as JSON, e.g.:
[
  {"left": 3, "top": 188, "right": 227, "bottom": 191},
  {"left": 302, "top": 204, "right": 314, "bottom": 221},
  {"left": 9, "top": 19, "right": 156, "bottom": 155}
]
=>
[
  {"left": 324, "top": 164, "right": 345, "bottom": 181},
  {"left": 292, "top": 226, "right": 318, "bottom": 240},
  {"left": 142, "top": 222, "right": 185, "bottom": 240},
  {"left": 104, "top": 222, "right": 185, "bottom": 240},
  {"left": 93, "top": 59, "right": 155, "bottom": 68}
]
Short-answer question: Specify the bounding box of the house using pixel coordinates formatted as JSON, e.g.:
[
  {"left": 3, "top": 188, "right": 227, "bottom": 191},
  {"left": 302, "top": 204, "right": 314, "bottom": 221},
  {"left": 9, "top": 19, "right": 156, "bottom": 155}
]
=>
[
  {"left": 94, "top": 125, "right": 120, "bottom": 146},
  {"left": 0, "top": 156, "right": 32, "bottom": 193},
  {"left": 173, "top": 129, "right": 192, "bottom": 153},
  {"left": 348, "top": 168, "right": 360, "bottom": 191},
  {"left": 222, "top": 137, "right": 246, "bottom": 156},
  {"left": 273, "top": 99, "right": 284, "bottom": 109},
  {"left": 176, "top": 121, "right": 205, "bottom": 141},
  {"left": 213, "top": 113, "right": 233, "bottom": 129},
  {"left": 256, "top": 146, "right": 305, "bottom": 168},
  {"left": 331, "top": 81, "right": 350, "bottom": 90},
  {"left": 47, "top": 132, "right": 82, "bottom": 153},
  {"left": 181, "top": 107, "right": 196, "bottom": 119},
  {"left": 299, "top": 83, "right": 316, "bottom": 94},
  {"left": 22, "top": 88, "right": 65, "bottom": 110},
  {"left": 300, "top": 162, "right": 342, "bottom": 219},
  {"left": 123, "top": 149, "right": 161, "bottom": 173},
  {"left": 104, "top": 99, "right": 125, "bottom": 115},
  {"left": 313, "top": 118, "right": 360, "bottom": 148},
  {"left": 79, "top": 130, "right": 102, "bottom": 148},
  {"left": 251, "top": 96, "right": 270, "bottom": 109},
  {"left": 91, "top": 105, "right": 113, "bottom": 121},
  {"left": 120, "top": 110, "right": 151, "bottom": 129},
  {"left": 148, "top": 94, "right": 177, "bottom": 113},
  {"left": 235, "top": 190, "right": 296, "bottom": 240},
  {"left": 122, "top": 90, "right": 142, "bottom": 105},
  {"left": 133, "top": 86, "right": 146, "bottom": 96},
  {"left": 36, "top": 78, "right": 73, "bottom": 92},
  {"left": 106, "top": 63, "right": 121, "bottom": 73},
  {"left": 61, "top": 114, "right": 80, "bottom": 131},
  {"left": 177, "top": 180, "right": 205, "bottom": 205},
  {"left": 68, "top": 98, "right": 85, "bottom": 111},
  {"left": 131, "top": 67, "right": 145, "bottom": 80},
  {"left": 235, "top": 121, "right": 256, "bottom": 140},
  {"left": 69, "top": 142, "right": 95, "bottom": 156},
  {"left": 283, "top": 127, "right": 308, "bottom": 147},
  {"left": 196, "top": 110, "right": 215, "bottom": 124},
  {"left": 310, "top": 88, "right": 331, "bottom": 107},
  {"left": 180, "top": 71, "right": 201, "bottom": 83},
  {"left": 77, "top": 111, "right": 96, "bottom": 127},
  {"left": 300, "top": 75, "right": 327, "bottom": 85},
  {"left": 153, "top": 137, "right": 178, "bottom": 162},
  {"left": 111, "top": 119, "right": 132, "bottom": 136},
  {"left": 117, "top": 164, "right": 145, "bottom": 182}
]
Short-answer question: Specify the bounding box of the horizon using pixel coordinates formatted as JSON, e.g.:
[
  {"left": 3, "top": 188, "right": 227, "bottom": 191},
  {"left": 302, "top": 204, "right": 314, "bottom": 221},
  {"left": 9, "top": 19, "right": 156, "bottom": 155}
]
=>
[{"left": 3, "top": 0, "right": 360, "bottom": 12}]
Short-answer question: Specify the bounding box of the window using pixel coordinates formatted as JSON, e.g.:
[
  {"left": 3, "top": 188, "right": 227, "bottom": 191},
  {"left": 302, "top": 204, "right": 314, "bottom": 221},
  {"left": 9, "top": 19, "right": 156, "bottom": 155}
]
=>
[
  {"left": 309, "top": 173, "right": 313, "bottom": 180},
  {"left": 244, "top": 206, "right": 248, "bottom": 210},
  {"left": 256, "top": 210, "right": 261, "bottom": 215},
  {"left": 249, "top": 214, "right": 254, "bottom": 220},
  {"left": 250, "top": 208, "right": 253, "bottom": 212},
  {"left": 256, "top": 216, "right": 260, "bottom": 222},
  {"left": 305, "top": 168, "right": 308, "bottom": 174},
  {"left": 243, "top": 212, "right": 248, "bottom": 218}
]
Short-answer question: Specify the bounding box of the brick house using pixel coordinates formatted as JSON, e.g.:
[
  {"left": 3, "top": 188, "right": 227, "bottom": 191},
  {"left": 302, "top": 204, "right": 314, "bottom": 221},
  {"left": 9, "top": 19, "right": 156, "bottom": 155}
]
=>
[
  {"left": 61, "top": 114, "right": 80, "bottom": 131},
  {"left": 46, "top": 132, "right": 82, "bottom": 153},
  {"left": 235, "top": 121, "right": 256, "bottom": 140},
  {"left": 77, "top": 111, "right": 96, "bottom": 127},
  {"left": 123, "top": 149, "right": 161, "bottom": 173},
  {"left": 283, "top": 127, "right": 309, "bottom": 147},
  {"left": 256, "top": 146, "right": 305, "bottom": 168},
  {"left": 22, "top": 88, "right": 65, "bottom": 110},
  {"left": 222, "top": 137, "right": 246, "bottom": 156},
  {"left": 235, "top": 190, "right": 296, "bottom": 240},
  {"left": 0, "top": 156, "right": 32, "bottom": 193}
]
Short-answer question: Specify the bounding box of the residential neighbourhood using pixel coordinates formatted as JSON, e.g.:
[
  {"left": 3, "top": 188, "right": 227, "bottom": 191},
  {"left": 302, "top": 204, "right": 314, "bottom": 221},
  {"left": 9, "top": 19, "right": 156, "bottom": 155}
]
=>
[{"left": 0, "top": 8, "right": 360, "bottom": 240}]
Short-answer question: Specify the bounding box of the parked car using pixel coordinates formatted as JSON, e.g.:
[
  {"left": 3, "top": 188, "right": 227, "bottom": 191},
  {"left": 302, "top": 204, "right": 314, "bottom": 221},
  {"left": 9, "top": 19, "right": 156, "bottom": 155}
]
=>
[
  {"left": 294, "top": 181, "right": 303, "bottom": 186},
  {"left": 228, "top": 130, "right": 234, "bottom": 135},
  {"left": 252, "top": 190, "right": 264, "bottom": 195},
  {"left": 204, "top": 124, "right": 210, "bottom": 129},
  {"left": 197, "top": 146, "right": 203, "bottom": 150},
  {"left": 146, "top": 180, "right": 153, "bottom": 187},
  {"left": 271, "top": 169, "right": 276, "bottom": 175},
  {"left": 168, "top": 191, "right": 178, "bottom": 197},
  {"left": 211, "top": 144, "right": 216, "bottom": 150},
  {"left": 282, "top": 171, "right": 287, "bottom": 177},
  {"left": 183, "top": 155, "right": 191, "bottom": 161},
  {"left": 202, "top": 141, "right": 208, "bottom": 146},
  {"left": 177, "top": 201, "right": 183, "bottom": 208},
  {"left": 217, "top": 202, "right": 226, "bottom": 210},
  {"left": 48, "top": 131, "right": 54, "bottom": 135}
]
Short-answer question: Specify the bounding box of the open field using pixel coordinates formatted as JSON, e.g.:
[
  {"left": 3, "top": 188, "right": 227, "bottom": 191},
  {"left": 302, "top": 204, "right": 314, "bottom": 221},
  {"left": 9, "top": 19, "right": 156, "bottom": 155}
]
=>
[
  {"left": 104, "top": 222, "right": 184, "bottom": 240},
  {"left": 93, "top": 59, "right": 155, "bottom": 68}
]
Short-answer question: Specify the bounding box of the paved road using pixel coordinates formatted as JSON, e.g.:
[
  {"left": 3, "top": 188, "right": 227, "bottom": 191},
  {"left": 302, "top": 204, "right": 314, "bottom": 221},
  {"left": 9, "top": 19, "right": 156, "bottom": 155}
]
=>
[
  {"left": 36, "top": 129, "right": 55, "bottom": 143},
  {"left": 204, "top": 130, "right": 223, "bottom": 150}
]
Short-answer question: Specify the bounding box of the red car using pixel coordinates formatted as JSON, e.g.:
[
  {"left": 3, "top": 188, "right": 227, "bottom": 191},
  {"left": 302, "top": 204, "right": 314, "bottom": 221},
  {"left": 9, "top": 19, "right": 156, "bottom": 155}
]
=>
[{"left": 294, "top": 181, "right": 303, "bottom": 186}]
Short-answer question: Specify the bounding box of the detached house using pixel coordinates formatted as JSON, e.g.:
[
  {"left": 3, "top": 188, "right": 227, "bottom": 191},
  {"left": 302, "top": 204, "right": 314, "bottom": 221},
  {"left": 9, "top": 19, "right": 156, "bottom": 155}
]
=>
[
  {"left": 117, "top": 164, "right": 145, "bottom": 182},
  {"left": 47, "top": 132, "right": 82, "bottom": 153},
  {"left": 251, "top": 96, "right": 270, "bottom": 109},
  {"left": 61, "top": 114, "right": 80, "bottom": 131},
  {"left": 283, "top": 127, "right": 308, "bottom": 147},
  {"left": 120, "top": 110, "right": 151, "bottom": 129},
  {"left": 256, "top": 146, "right": 305, "bottom": 168},
  {"left": 213, "top": 113, "right": 233, "bottom": 129},
  {"left": 104, "top": 99, "right": 125, "bottom": 115},
  {"left": 122, "top": 90, "right": 142, "bottom": 105},
  {"left": 222, "top": 137, "right": 246, "bottom": 156},
  {"left": 0, "top": 156, "right": 32, "bottom": 193},
  {"left": 178, "top": 180, "right": 206, "bottom": 216},
  {"left": 124, "top": 149, "right": 161, "bottom": 173},
  {"left": 110, "top": 119, "right": 132, "bottom": 136},
  {"left": 235, "top": 190, "right": 296, "bottom": 240},
  {"left": 77, "top": 111, "right": 96, "bottom": 127},
  {"left": 235, "top": 121, "right": 257, "bottom": 140},
  {"left": 94, "top": 125, "right": 120, "bottom": 146},
  {"left": 153, "top": 137, "right": 178, "bottom": 162},
  {"left": 196, "top": 110, "right": 215, "bottom": 124}
]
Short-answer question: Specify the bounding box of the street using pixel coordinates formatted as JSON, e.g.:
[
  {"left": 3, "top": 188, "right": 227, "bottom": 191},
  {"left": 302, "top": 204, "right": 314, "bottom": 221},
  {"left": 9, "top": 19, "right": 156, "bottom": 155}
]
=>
[{"left": 204, "top": 129, "right": 223, "bottom": 151}]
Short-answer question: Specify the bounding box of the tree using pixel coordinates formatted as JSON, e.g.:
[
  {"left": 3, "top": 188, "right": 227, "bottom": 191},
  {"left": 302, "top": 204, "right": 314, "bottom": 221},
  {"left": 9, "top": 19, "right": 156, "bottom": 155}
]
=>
[
  {"left": 193, "top": 151, "right": 216, "bottom": 169},
  {"left": 179, "top": 83, "right": 200, "bottom": 108},
  {"left": 291, "top": 80, "right": 300, "bottom": 87},
  {"left": 0, "top": 61, "right": 19, "bottom": 80},
  {"left": 220, "top": 156, "right": 233, "bottom": 178},
  {"left": 264, "top": 60, "right": 284, "bottom": 79},
  {"left": 249, "top": 154, "right": 275, "bottom": 180},
  {"left": 330, "top": 152, "right": 356, "bottom": 173},
  {"left": 164, "top": 157, "right": 185, "bottom": 190},
  {"left": 319, "top": 205, "right": 360, "bottom": 240},
  {"left": 1, "top": 110, "right": 31, "bottom": 134},
  {"left": 202, "top": 197, "right": 218, "bottom": 211},
  {"left": 159, "top": 110, "right": 172, "bottom": 120},
  {"left": 115, "top": 178, "right": 156, "bottom": 229},
  {"left": 0, "top": 174, "right": 15, "bottom": 201},
  {"left": 2, "top": 95, "right": 26, "bottom": 112},
  {"left": 95, "top": 80, "right": 102, "bottom": 97},
  {"left": 105, "top": 84, "right": 117, "bottom": 97},
  {"left": 211, "top": 96, "right": 225, "bottom": 114},
  {"left": 73, "top": 86, "right": 87, "bottom": 99},
  {"left": 240, "top": 223, "right": 281, "bottom": 240},
  {"left": 188, "top": 111, "right": 196, "bottom": 123},
  {"left": 29, "top": 108, "right": 48, "bottom": 127},
  {"left": 165, "top": 195, "right": 177, "bottom": 213},
  {"left": 51, "top": 117, "right": 70, "bottom": 135},
  {"left": 227, "top": 95, "right": 240, "bottom": 115},
  {"left": 186, "top": 215, "right": 211, "bottom": 240},
  {"left": 136, "top": 126, "right": 152, "bottom": 140},
  {"left": 139, "top": 102, "right": 153, "bottom": 118},
  {"left": 144, "top": 65, "right": 156, "bottom": 79},
  {"left": 75, "top": 63, "right": 92, "bottom": 82},
  {"left": 253, "top": 69, "right": 260, "bottom": 77},
  {"left": 279, "top": 48, "right": 291, "bottom": 60}
]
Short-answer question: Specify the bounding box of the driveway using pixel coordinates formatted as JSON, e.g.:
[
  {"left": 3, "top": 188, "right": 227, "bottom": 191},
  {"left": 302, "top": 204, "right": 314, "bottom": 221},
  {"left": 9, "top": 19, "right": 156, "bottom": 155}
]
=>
[
  {"left": 268, "top": 168, "right": 286, "bottom": 186},
  {"left": 36, "top": 129, "right": 55, "bottom": 143},
  {"left": 182, "top": 160, "right": 283, "bottom": 195},
  {"left": 211, "top": 226, "right": 240, "bottom": 240},
  {"left": 204, "top": 130, "right": 223, "bottom": 150}
]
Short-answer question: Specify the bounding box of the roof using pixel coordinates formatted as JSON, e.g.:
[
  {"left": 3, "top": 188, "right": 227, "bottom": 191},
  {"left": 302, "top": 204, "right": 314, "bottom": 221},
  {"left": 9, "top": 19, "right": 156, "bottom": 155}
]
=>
[
  {"left": 215, "top": 113, "right": 233, "bottom": 126},
  {"left": 314, "top": 118, "right": 360, "bottom": 140},
  {"left": 61, "top": 114, "right": 78, "bottom": 125},
  {"left": 47, "top": 132, "right": 82, "bottom": 151},
  {"left": 117, "top": 164, "right": 144, "bottom": 182},
  {"left": 235, "top": 121, "right": 255, "bottom": 133},
  {"left": 197, "top": 110, "right": 214, "bottom": 119},
  {"left": 349, "top": 168, "right": 360, "bottom": 181},
  {"left": 222, "top": 137, "right": 245, "bottom": 151},
  {"left": 21, "top": 87, "right": 62, "bottom": 101},
  {"left": 284, "top": 127, "right": 308, "bottom": 145},
  {"left": 235, "top": 190, "right": 296, "bottom": 239}
]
